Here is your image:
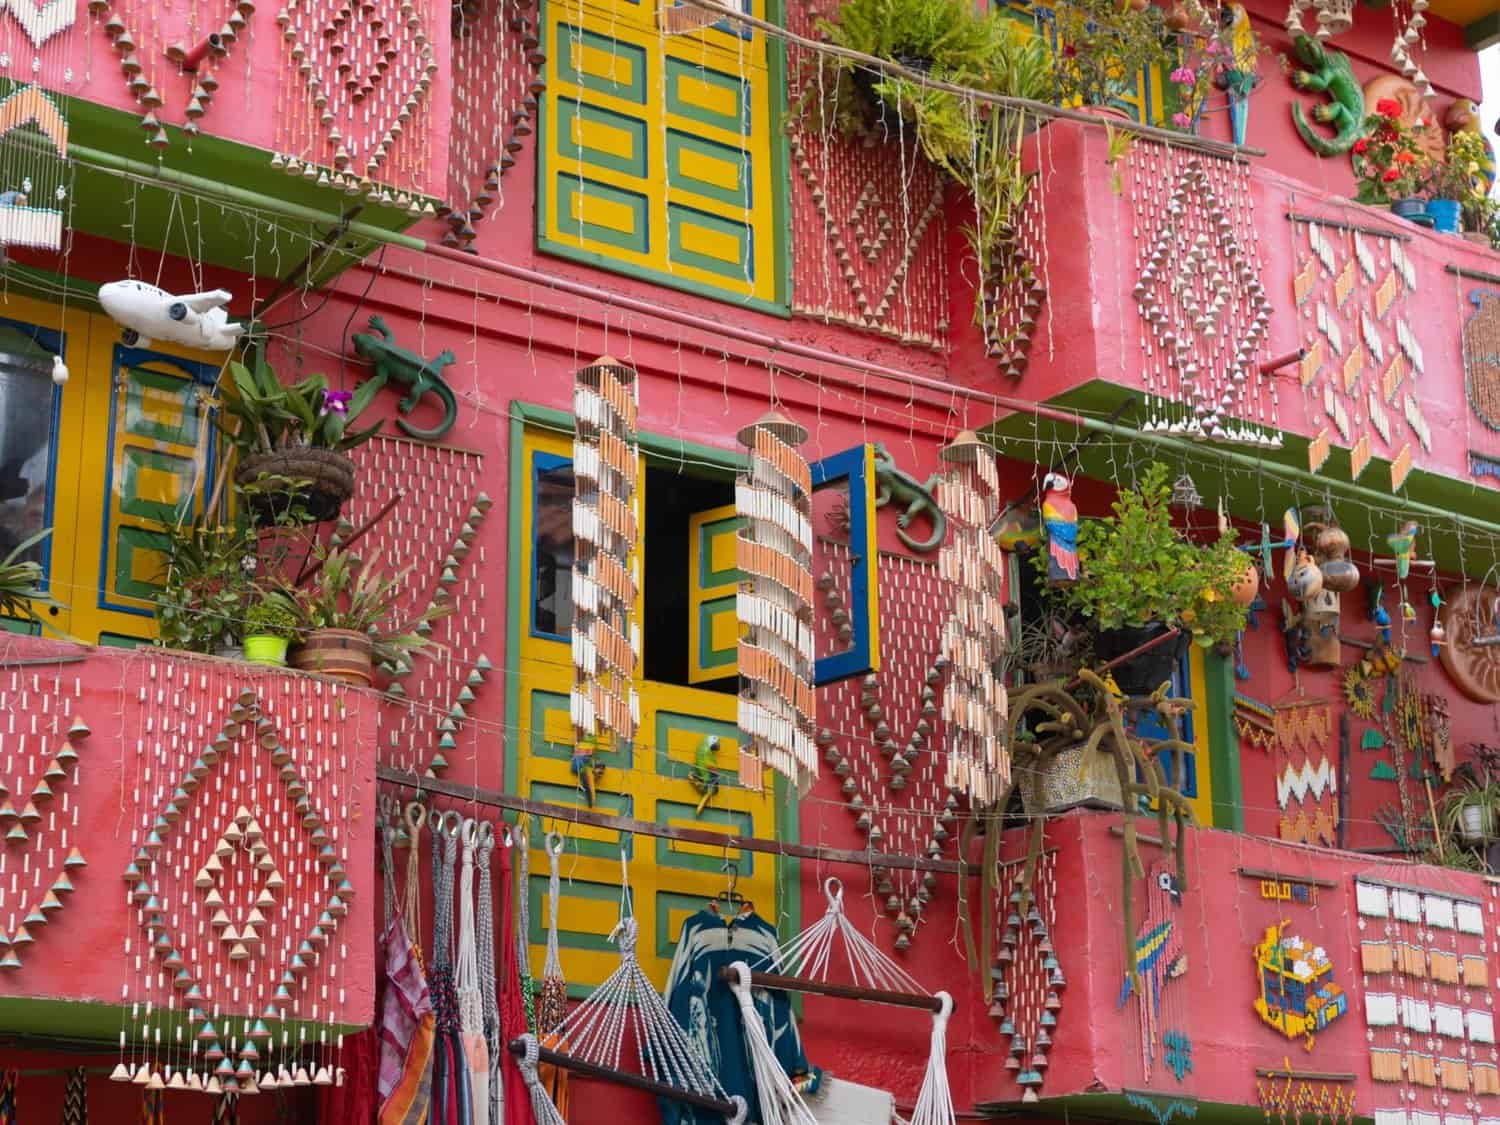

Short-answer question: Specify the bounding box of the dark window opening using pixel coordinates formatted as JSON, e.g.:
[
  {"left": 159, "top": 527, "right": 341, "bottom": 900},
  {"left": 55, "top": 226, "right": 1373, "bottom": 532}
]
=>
[{"left": 643, "top": 462, "right": 735, "bottom": 692}]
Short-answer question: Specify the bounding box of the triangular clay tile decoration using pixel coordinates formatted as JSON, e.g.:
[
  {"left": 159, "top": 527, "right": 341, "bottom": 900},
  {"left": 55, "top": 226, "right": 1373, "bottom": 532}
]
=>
[
  {"left": 989, "top": 852, "right": 1065, "bottom": 1103},
  {"left": 120, "top": 668, "right": 357, "bottom": 1083},
  {"left": 0, "top": 677, "right": 89, "bottom": 969},
  {"left": 813, "top": 539, "right": 960, "bottom": 952},
  {"left": 342, "top": 439, "right": 491, "bottom": 775}
]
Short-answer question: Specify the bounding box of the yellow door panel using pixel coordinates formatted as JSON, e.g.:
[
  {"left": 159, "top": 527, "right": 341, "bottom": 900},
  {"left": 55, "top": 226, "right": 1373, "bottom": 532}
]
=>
[
  {"left": 515, "top": 424, "right": 781, "bottom": 992},
  {"left": 686, "top": 501, "right": 743, "bottom": 683},
  {"left": 69, "top": 330, "right": 225, "bottom": 647}
]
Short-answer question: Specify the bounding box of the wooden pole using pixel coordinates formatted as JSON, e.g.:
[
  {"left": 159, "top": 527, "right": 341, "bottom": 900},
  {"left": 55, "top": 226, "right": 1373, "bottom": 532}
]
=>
[
  {"left": 715, "top": 967, "right": 944, "bottom": 1013},
  {"left": 507, "top": 1039, "right": 740, "bottom": 1118}
]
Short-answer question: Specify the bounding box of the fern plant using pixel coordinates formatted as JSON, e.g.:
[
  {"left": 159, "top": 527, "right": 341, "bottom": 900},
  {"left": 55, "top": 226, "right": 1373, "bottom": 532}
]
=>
[
  {"left": 0, "top": 528, "right": 62, "bottom": 628},
  {"left": 811, "top": 0, "right": 1053, "bottom": 329}
]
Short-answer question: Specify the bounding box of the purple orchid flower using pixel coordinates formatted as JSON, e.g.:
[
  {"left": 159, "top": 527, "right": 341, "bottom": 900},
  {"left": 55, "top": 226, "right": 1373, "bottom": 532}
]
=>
[{"left": 321, "top": 389, "right": 353, "bottom": 417}]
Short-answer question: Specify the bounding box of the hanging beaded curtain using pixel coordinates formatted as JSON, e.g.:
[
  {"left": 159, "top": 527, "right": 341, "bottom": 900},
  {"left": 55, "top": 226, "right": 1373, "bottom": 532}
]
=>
[
  {"left": 570, "top": 356, "right": 642, "bottom": 796},
  {"left": 934, "top": 431, "right": 1010, "bottom": 806},
  {"left": 735, "top": 411, "right": 818, "bottom": 795}
]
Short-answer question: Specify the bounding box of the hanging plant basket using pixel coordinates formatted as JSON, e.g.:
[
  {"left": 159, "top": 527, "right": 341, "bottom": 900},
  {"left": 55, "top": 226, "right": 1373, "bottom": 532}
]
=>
[
  {"left": 288, "top": 627, "right": 373, "bottom": 685},
  {"left": 1094, "top": 622, "right": 1185, "bottom": 697},
  {"left": 235, "top": 449, "right": 356, "bottom": 524},
  {"left": 1015, "top": 742, "right": 1124, "bottom": 813}
]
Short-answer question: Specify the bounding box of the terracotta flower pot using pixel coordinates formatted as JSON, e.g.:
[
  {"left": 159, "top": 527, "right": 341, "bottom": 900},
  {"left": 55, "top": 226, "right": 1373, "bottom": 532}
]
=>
[
  {"left": 289, "top": 628, "right": 373, "bottom": 685},
  {"left": 1231, "top": 555, "right": 1260, "bottom": 606}
]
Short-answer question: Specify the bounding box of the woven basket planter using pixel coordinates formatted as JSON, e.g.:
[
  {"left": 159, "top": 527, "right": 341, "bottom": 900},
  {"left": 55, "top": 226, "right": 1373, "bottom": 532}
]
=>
[{"left": 235, "top": 448, "right": 356, "bottom": 524}]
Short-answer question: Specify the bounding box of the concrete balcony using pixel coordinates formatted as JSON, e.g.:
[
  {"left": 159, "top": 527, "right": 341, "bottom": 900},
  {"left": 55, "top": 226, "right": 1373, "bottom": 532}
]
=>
[
  {"left": 971, "top": 118, "right": 1500, "bottom": 571},
  {"left": 976, "top": 810, "right": 1495, "bottom": 1121},
  {"left": 0, "top": 635, "right": 377, "bottom": 1072}
]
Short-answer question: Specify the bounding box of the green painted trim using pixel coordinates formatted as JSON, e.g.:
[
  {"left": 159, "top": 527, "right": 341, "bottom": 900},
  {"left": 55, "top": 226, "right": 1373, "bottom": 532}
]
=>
[
  {"left": 666, "top": 130, "right": 752, "bottom": 210},
  {"left": 664, "top": 58, "right": 749, "bottom": 134},
  {"left": 766, "top": 0, "right": 792, "bottom": 309},
  {"left": 533, "top": 0, "right": 792, "bottom": 318},
  {"left": 536, "top": 226, "right": 791, "bottom": 318},
  {"left": 505, "top": 405, "right": 527, "bottom": 807},
  {"left": 555, "top": 172, "right": 652, "bottom": 253},
  {"left": 558, "top": 101, "right": 651, "bottom": 178},
  {"left": 0, "top": 996, "right": 363, "bottom": 1045},
  {"left": 1203, "top": 650, "right": 1243, "bottom": 832},
  {"left": 512, "top": 401, "right": 746, "bottom": 472},
  {"left": 555, "top": 22, "right": 650, "bottom": 105},
  {"left": 667, "top": 202, "right": 755, "bottom": 280},
  {"left": 0, "top": 263, "right": 106, "bottom": 314}
]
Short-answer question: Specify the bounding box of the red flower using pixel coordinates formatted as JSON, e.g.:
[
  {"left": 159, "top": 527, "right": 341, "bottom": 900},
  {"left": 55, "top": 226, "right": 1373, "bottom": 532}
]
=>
[
  {"left": 1353, "top": 138, "right": 1369, "bottom": 154},
  {"left": 1395, "top": 150, "right": 1416, "bottom": 165},
  {"left": 1382, "top": 168, "right": 1400, "bottom": 182},
  {"left": 1376, "top": 98, "right": 1402, "bottom": 119},
  {"left": 1063, "top": 43, "right": 1077, "bottom": 58}
]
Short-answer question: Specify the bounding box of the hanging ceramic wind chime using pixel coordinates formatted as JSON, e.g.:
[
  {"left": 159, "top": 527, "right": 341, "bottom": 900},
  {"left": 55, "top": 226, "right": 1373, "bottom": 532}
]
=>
[
  {"left": 570, "top": 356, "right": 641, "bottom": 804},
  {"left": 735, "top": 410, "right": 818, "bottom": 794},
  {"left": 934, "top": 431, "right": 1010, "bottom": 806}
]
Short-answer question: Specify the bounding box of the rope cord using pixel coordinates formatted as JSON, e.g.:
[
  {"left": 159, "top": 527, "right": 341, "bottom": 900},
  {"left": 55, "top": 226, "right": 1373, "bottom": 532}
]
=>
[
  {"left": 515, "top": 827, "right": 537, "bottom": 1032},
  {"left": 476, "top": 825, "right": 502, "bottom": 1125},
  {"left": 515, "top": 1035, "right": 567, "bottom": 1125},
  {"left": 550, "top": 851, "right": 731, "bottom": 1105},
  {"left": 403, "top": 807, "right": 424, "bottom": 953},
  {"left": 380, "top": 821, "right": 398, "bottom": 932},
  {"left": 726, "top": 962, "right": 809, "bottom": 1125}
]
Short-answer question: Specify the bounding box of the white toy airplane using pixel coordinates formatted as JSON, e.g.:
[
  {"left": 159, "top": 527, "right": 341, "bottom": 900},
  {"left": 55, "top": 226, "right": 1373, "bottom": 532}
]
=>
[{"left": 97, "top": 280, "right": 246, "bottom": 351}]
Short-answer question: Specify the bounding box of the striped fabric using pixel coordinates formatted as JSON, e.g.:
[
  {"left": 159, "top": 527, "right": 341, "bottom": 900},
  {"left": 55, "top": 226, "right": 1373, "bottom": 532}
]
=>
[
  {"left": 378, "top": 915, "right": 436, "bottom": 1125},
  {"left": 140, "top": 1089, "right": 164, "bottom": 1125},
  {"left": 0, "top": 1069, "right": 15, "bottom": 1125}
]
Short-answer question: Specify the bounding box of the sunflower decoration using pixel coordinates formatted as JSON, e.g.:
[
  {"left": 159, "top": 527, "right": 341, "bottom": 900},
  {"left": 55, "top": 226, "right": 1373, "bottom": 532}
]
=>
[
  {"left": 1343, "top": 664, "right": 1377, "bottom": 720},
  {"left": 1343, "top": 645, "right": 1399, "bottom": 720}
]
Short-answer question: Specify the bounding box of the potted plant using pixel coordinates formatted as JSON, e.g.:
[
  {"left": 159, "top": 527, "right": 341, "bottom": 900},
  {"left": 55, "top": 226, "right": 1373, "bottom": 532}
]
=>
[
  {"left": 217, "top": 358, "right": 383, "bottom": 524},
  {"left": 1424, "top": 136, "right": 1477, "bottom": 235},
  {"left": 268, "top": 546, "right": 451, "bottom": 685},
  {"left": 155, "top": 517, "right": 260, "bottom": 657},
  {"left": 1038, "top": 463, "right": 1247, "bottom": 694},
  {"left": 1352, "top": 99, "right": 1431, "bottom": 219},
  {"left": 1052, "top": 0, "right": 1174, "bottom": 115},
  {"left": 1440, "top": 776, "right": 1500, "bottom": 846},
  {"left": 243, "top": 599, "right": 299, "bottom": 667},
  {"left": 810, "top": 0, "right": 1052, "bottom": 337},
  {"left": 0, "top": 528, "right": 64, "bottom": 630}
]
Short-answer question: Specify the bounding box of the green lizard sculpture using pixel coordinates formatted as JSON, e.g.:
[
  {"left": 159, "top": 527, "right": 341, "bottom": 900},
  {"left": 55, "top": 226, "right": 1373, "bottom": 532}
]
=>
[
  {"left": 350, "top": 314, "right": 459, "bottom": 441},
  {"left": 1288, "top": 32, "right": 1366, "bottom": 158},
  {"left": 872, "top": 442, "right": 946, "bottom": 553}
]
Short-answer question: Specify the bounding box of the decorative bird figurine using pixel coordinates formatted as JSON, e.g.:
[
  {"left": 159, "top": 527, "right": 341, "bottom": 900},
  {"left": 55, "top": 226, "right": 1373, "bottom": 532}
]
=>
[
  {"left": 1217, "top": 3, "right": 1261, "bottom": 146},
  {"left": 1386, "top": 521, "right": 1420, "bottom": 581},
  {"left": 1119, "top": 861, "right": 1187, "bottom": 1080},
  {"left": 991, "top": 499, "right": 1042, "bottom": 554},
  {"left": 1040, "top": 472, "right": 1079, "bottom": 583},
  {"left": 1367, "top": 580, "right": 1392, "bottom": 643}
]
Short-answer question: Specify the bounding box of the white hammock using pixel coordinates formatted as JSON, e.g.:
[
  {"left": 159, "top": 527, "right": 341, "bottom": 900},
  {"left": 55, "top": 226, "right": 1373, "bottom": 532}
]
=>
[
  {"left": 525, "top": 848, "right": 747, "bottom": 1124},
  {"left": 770, "top": 878, "right": 955, "bottom": 1125}
]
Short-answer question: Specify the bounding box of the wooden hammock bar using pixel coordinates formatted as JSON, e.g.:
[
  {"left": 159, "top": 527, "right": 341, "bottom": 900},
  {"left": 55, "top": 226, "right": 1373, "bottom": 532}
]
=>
[
  {"left": 378, "top": 766, "right": 968, "bottom": 874},
  {"left": 715, "top": 966, "right": 944, "bottom": 1013},
  {"left": 507, "top": 1038, "right": 740, "bottom": 1118}
]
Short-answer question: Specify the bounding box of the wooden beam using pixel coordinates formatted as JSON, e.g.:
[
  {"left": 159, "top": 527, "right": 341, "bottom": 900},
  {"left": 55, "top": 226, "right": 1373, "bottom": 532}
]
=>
[
  {"left": 508, "top": 1039, "right": 740, "bottom": 1118},
  {"left": 377, "top": 767, "right": 970, "bottom": 874},
  {"left": 716, "top": 967, "right": 944, "bottom": 1012}
]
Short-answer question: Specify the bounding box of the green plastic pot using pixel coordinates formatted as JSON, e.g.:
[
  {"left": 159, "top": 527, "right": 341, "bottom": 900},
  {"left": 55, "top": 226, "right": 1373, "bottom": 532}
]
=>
[{"left": 243, "top": 635, "right": 290, "bottom": 667}]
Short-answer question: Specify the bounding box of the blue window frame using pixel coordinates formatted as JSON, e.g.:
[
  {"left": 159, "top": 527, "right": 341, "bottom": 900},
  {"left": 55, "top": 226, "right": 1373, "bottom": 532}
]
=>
[
  {"left": 531, "top": 451, "right": 574, "bottom": 641},
  {"left": 1131, "top": 647, "right": 1198, "bottom": 799},
  {"left": 810, "top": 444, "right": 880, "bottom": 685}
]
